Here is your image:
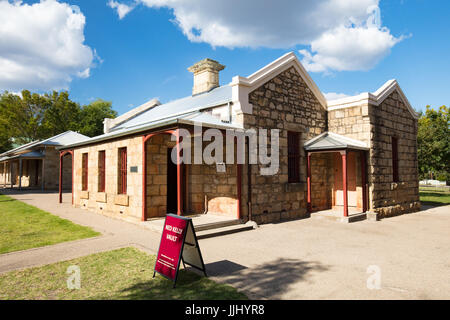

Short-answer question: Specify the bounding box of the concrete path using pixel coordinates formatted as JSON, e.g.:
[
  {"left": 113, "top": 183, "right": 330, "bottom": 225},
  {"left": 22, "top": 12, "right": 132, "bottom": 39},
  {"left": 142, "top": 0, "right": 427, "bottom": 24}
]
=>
[{"left": 1, "top": 189, "right": 449, "bottom": 299}]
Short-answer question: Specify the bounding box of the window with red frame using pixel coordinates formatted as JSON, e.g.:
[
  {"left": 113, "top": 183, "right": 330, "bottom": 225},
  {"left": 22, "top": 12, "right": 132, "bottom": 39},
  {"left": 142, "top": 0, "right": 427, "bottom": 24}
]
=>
[
  {"left": 82, "top": 153, "right": 88, "bottom": 191},
  {"left": 118, "top": 148, "right": 127, "bottom": 194},
  {"left": 288, "top": 131, "right": 300, "bottom": 183},
  {"left": 392, "top": 137, "right": 399, "bottom": 182},
  {"left": 98, "top": 151, "right": 106, "bottom": 192}
]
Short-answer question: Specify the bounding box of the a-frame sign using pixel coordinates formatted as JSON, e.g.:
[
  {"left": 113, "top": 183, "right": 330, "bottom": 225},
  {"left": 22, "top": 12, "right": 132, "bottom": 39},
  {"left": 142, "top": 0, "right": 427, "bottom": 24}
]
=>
[{"left": 153, "top": 214, "right": 207, "bottom": 288}]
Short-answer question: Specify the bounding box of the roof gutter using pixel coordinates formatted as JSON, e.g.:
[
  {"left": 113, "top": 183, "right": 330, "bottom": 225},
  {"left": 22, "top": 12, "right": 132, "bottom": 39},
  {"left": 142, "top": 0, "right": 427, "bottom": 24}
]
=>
[
  {"left": 58, "top": 98, "right": 242, "bottom": 150},
  {"left": 58, "top": 117, "right": 181, "bottom": 150}
]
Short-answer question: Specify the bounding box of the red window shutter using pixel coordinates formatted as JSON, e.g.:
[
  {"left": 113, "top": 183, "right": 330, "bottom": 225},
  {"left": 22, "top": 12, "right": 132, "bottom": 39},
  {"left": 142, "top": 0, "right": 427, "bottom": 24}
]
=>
[
  {"left": 82, "top": 153, "right": 88, "bottom": 191},
  {"left": 392, "top": 137, "right": 399, "bottom": 182},
  {"left": 98, "top": 151, "right": 106, "bottom": 192},
  {"left": 119, "top": 148, "right": 127, "bottom": 194},
  {"left": 288, "top": 131, "right": 300, "bottom": 183}
]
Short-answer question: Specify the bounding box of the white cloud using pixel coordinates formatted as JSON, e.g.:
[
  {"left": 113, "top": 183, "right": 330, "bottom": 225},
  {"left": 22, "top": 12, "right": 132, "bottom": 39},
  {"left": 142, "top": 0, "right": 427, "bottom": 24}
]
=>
[
  {"left": 324, "top": 92, "right": 350, "bottom": 101},
  {"left": 299, "top": 6, "right": 404, "bottom": 73},
  {"left": 109, "top": 0, "right": 405, "bottom": 73},
  {"left": 108, "top": 0, "right": 135, "bottom": 19},
  {"left": 0, "top": 0, "right": 95, "bottom": 92}
]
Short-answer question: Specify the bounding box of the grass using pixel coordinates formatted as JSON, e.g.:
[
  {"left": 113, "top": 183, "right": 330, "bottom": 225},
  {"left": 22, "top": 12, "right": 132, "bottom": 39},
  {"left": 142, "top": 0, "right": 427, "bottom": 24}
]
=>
[
  {"left": 0, "top": 194, "right": 99, "bottom": 254},
  {"left": 0, "top": 247, "right": 247, "bottom": 300},
  {"left": 419, "top": 187, "right": 450, "bottom": 206}
]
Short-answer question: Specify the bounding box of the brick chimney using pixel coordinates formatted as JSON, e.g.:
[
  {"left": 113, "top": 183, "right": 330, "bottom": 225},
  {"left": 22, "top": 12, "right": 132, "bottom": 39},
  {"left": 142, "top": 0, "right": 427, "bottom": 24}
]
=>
[{"left": 188, "top": 58, "right": 225, "bottom": 95}]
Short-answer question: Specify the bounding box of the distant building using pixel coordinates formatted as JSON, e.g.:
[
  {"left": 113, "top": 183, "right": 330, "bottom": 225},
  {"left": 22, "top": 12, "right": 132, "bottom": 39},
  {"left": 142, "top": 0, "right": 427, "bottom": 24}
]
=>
[
  {"left": 58, "top": 53, "right": 420, "bottom": 224},
  {"left": 0, "top": 131, "right": 89, "bottom": 190}
]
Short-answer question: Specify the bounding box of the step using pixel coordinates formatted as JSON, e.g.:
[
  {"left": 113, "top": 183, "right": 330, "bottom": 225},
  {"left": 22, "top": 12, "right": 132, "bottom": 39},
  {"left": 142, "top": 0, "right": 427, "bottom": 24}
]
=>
[
  {"left": 312, "top": 212, "right": 367, "bottom": 223},
  {"left": 196, "top": 223, "right": 255, "bottom": 240},
  {"left": 194, "top": 219, "right": 242, "bottom": 232}
]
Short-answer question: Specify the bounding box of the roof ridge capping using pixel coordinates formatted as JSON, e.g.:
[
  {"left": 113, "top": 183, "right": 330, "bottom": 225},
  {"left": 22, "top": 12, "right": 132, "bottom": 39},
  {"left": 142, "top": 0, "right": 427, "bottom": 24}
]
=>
[
  {"left": 327, "top": 79, "right": 419, "bottom": 119},
  {"left": 104, "top": 98, "right": 161, "bottom": 133},
  {"left": 229, "top": 51, "right": 327, "bottom": 108}
]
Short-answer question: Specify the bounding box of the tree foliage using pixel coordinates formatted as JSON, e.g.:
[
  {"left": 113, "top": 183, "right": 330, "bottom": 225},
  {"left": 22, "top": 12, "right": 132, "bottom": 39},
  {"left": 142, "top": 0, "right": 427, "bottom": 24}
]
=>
[
  {"left": 79, "top": 99, "right": 117, "bottom": 137},
  {"left": 0, "top": 90, "right": 117, "bottom": 153},
  {"left": 417, "top": 105, "right": 450, "bottom": 181}
]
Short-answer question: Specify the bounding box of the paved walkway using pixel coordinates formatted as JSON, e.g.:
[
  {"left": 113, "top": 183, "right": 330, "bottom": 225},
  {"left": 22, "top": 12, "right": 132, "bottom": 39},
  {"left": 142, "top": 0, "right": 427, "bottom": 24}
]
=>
[{"left": 1, "top": 189, "right": 449, "bottom": 299}]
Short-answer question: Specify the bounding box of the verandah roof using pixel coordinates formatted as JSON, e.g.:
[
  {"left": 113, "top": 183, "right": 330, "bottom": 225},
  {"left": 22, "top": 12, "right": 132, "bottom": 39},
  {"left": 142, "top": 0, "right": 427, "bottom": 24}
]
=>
[
  {"left": 304, "top": 132, "right": 369, "bottom": 151},
  {"left": 0, "top": 151, "right": 44, "bottom": 162}
]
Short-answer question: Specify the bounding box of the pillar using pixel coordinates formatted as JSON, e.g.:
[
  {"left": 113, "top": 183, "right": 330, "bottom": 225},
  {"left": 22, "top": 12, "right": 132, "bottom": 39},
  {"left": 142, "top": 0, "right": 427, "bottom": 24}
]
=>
[
  {"left": 142, "top": 136, "right": 147, "bottom": 221},
  {"left": 59, "top": 153, "right": 63, "bottom": 203},
  {"left": 307, "top": 152, "right": 312, "bottom": 213},
  {"left": 237, "top": 163, "right": 242, "bottom": 219},
  {"left": 10, "top": 161, "right": 13, "bottom": 188},
  {"left": 360, "top": 150, "right": 367, "bottom": 212},
  {"left": 19, "top": 159, "right": 23, "bottom": 190},
  {"left": 41, "top": 159, "right": 45, "bottom": 191},
  {"left": 176, "top": 129, "right": 183, "bottom": 216},
  {"left": 341, "top": 150, "right": 348, "bottom": 217}
]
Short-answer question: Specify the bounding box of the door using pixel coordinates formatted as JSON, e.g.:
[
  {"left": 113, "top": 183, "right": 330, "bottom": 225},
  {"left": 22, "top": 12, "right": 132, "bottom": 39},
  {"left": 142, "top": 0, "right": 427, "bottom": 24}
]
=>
[{"left": 334, "top": 152, "right": 357, "bottom": 207}]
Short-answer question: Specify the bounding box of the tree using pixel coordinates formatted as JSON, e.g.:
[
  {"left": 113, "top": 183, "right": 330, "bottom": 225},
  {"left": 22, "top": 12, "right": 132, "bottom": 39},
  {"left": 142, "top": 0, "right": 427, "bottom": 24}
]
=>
[
  {"left": 417, "top": 105, "right": 450, "bottom": 181},
  {"left": 0, "top": 130, "right": 12, "bottom": 154},
  {"left": 79, "top": 99, "right": 117, "bottom": 137},
  {"left": 42, "top": 91, "right": 82, "bottom": 137},
  {"left": 0, "top": 91, "right": 118, "bottom": 151},
  {"left": 0, "top": 90, "right": 50, "bottom": 145}
]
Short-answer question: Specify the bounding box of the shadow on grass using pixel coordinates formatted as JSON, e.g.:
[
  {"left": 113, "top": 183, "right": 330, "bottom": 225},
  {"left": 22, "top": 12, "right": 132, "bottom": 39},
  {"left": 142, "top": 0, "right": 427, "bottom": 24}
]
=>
[
  {"left": 96, "top": 269, "right": 246, "bottom": 300},
  {"left": 420, "top": 201, "right": 448, "bottom": 207}
]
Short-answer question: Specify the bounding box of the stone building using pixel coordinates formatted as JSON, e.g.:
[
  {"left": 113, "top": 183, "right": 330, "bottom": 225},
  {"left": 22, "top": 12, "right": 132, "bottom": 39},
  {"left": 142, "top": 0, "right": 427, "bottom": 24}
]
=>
[
  {"left": 0, "top": 131, "right": 89, "bottom": 191},
  {"left": 58, "top": 52, "right": 420, "bottom": 224}
]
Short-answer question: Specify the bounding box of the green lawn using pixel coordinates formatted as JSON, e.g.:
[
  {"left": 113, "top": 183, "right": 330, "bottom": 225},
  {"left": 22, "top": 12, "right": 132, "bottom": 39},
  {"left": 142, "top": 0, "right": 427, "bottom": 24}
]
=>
[
  {"left": 419, "top": 187, "right": 450, "bottom": 206},
  {"left": 0, "top": 194, "right": 99, "bottom": 254},
  {"left": 0, "top": 247, "right": 247, "bottom": 300}
]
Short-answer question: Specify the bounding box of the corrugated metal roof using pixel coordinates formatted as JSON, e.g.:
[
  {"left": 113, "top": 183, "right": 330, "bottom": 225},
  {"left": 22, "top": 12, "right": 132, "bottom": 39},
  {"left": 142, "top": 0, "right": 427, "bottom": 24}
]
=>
[
  {"left": 58, "top": 86, "right": 239, "bottom": 150},
  {"left": 304, "top": 132, "right": 368, "bottom": 151},
  {"left": 59, "top": 111, "right": 243, "bottom": 150},
  {"left": 0, "top": 131, "right": 90, "bottom": 157},
  {"left": 112, "top": 85, "right": 232, "bottom": 131},
  {"left": 0, "top": 151, "right": 44, "bottom": 161}
]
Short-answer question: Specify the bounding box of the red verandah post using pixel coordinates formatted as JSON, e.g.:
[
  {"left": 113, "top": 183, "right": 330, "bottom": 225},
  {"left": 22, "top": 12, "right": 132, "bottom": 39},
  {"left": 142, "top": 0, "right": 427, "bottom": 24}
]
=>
[
  {"left": 59, "top": 152, "right": 63, "bottom": 203},
  {"left": 176, "top": 129, "right": 183, "bottom": 216},
  {"left": 307, "top": 152, "right": 312, "bottom": 213},
  {"left": 360, "top": 150, "right": 367, "bottom": 212},
  {"left": 341, "top": 150, "right": 348, "bottom": 217}
]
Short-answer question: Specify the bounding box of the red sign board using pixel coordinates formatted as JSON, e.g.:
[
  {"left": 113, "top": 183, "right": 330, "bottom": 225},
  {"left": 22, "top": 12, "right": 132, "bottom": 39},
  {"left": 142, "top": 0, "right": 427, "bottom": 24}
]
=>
[{"left": 153, "top": 214, "right": 207, "bottom": 287}]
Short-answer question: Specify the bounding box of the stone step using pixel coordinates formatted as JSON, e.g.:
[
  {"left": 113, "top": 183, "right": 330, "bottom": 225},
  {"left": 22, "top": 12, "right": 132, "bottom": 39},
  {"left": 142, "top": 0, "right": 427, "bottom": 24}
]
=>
[
  {"left": 312, "top": 212, "right": 367, "bottom": 223},
  {"left": 194, "top": 219, "right": 242, "bottom": 232},
  {"left": 196, "top": 223, "right": 255, "bottom": 240}
]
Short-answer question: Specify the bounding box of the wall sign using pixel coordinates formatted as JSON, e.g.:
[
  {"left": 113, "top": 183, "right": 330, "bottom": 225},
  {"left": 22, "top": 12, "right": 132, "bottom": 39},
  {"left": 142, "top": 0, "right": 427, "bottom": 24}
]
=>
[
  {"left": 153, "top": 214, "right": 207, "bottom": 288},
  {"left": 130, "top": 166, "right": 138, "bottom": 173}
]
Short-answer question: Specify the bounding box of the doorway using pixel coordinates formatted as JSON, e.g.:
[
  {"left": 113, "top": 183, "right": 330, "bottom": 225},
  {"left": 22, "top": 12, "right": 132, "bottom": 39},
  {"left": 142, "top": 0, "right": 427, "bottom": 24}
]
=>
[{"left": 166, "top": 148, "right": 178, "bottom": 213}]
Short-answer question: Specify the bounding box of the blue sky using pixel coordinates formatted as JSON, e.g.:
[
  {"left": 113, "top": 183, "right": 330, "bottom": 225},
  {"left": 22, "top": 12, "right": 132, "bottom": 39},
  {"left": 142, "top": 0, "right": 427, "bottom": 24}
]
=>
[{"left": 1, "top": 0, "right": 449, "bottom": 115}]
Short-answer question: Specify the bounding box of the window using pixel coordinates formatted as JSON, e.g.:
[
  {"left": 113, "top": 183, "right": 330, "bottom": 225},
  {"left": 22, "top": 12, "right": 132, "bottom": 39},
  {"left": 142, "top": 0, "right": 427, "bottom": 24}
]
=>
[
  {"left": 288, "top": 131, "right": 300, "bottom": 183},
  {"left": 118, "top": 147, "right": 127, "bottom": 194},
  {"left": 392, "top": 136, "right": 399, "bottom": 182},
  {"left": 98, "top": 151, "right": 106, "bottom": 192},
  {"left": 82, "top": 153, "right": 88, "bottom": 191}
]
